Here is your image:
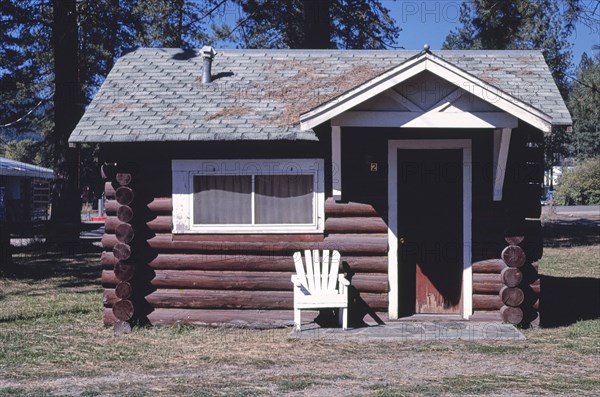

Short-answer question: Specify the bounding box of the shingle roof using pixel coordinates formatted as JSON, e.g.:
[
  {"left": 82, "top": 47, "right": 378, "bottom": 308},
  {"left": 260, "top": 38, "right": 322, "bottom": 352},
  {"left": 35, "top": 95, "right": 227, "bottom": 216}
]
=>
[{"left": 69, "top": 48, "right": 572, "bottom": 143}]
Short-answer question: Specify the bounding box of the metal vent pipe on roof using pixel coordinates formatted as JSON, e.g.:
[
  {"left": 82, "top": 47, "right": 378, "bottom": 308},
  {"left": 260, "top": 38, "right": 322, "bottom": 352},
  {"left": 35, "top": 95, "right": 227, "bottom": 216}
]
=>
[{"left": 201, "top": 46, "right": 217, "bottom": 84}]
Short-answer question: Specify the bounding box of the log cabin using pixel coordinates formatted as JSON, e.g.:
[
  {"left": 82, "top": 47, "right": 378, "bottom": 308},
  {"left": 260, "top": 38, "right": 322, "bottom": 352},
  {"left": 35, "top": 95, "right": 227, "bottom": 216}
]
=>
[{"left": 69, "top": 46, "right": 571, "bottom": 328}]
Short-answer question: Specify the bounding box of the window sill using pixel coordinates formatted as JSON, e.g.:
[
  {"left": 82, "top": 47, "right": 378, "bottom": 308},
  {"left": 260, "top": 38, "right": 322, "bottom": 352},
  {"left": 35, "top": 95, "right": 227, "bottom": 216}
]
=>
[
  {"left": 172, "top": 227, "right": 324, "bottom": 235},
  {"left": 171, "top": 233, "right": 325, "bottom": 243}
]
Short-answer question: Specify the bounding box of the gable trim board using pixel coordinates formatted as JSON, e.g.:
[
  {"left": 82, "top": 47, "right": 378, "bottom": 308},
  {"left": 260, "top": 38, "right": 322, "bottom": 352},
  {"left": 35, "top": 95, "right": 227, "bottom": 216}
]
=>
[
  {"left": 331, "top": 111, "right": 518, "bottom": 129},
  {"left": 387, "top": 139, "right": 473, "bottom": 320},
  {"left": 300, "top": 52, "right": 553, "bottom": 132}
]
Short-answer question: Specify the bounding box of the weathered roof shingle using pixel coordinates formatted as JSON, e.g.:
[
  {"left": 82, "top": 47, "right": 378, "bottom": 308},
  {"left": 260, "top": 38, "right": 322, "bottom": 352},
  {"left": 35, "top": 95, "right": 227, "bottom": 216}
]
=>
[{"left": 69, "top": 48, "right": 571, "bottom": 143}]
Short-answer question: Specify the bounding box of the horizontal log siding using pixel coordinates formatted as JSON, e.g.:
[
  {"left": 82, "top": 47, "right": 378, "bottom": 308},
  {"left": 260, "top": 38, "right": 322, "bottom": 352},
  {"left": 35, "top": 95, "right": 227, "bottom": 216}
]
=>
[
  {"left": 101, "top": 269, "right": 388, "bottom": 293},
  {"left": 102, "top": 173, "right": 390, "bottom": 325},
  {"left": 103, "top": 289, "right": 389, "bottom": 311},
  {"left": 100, "top": 127, "right": 542, "bottom": 325}
]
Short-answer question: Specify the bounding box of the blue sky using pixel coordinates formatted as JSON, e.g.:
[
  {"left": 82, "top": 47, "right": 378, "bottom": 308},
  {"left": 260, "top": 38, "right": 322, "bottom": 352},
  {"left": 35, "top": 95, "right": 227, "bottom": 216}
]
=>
[{"left": 386, "top": 0, "right": 599, "bottom": 66}]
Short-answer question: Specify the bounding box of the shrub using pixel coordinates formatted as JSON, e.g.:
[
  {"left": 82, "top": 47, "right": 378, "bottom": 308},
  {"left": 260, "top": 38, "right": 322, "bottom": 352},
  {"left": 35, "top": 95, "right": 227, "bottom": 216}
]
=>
[{"left": 555, "top": 157, "right": 600, "bottom": 205}]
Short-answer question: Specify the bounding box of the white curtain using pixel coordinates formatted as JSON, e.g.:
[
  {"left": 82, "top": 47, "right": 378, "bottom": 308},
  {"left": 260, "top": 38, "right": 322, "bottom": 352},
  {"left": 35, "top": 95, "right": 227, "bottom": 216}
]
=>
[
  {"left": 193, "top": 175, "right": 252, "bottom": 224},
  {"left": 255, "top": 175, "right": 313, "bottom": 224}
]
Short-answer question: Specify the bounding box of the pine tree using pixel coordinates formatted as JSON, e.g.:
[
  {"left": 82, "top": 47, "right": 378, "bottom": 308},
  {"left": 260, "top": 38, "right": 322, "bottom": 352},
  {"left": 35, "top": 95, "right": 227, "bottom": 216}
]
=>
[
  {"left": 442, "top": 0, "right": 573, "bottom": 97},
  {"left": 569, "top": 52, "right": 600, "bottom": 159},
  {"left": 442, "top": 0, "right": 577, "bottom": 174},
  {"left": 0, "top": 1, "right": 54, "bottom": 151},
  {"left": 233, "top": 0, "right": 400, "bottom": 49},
  {"left": 130, "top": 0, "right": 211, "bottom": 48}
]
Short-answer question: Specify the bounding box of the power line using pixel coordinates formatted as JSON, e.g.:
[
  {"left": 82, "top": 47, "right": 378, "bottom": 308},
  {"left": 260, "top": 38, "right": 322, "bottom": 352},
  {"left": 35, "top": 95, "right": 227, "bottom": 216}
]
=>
[{"left": 0, "top": 95, "right": 50, "bottom": 128}]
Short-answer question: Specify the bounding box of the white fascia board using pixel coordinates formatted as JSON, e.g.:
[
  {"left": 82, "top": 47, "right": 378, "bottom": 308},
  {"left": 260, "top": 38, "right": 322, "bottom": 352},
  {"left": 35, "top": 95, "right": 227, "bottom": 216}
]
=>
[{"left": 332, "top": 111, "right": 518, "bottom": 129}]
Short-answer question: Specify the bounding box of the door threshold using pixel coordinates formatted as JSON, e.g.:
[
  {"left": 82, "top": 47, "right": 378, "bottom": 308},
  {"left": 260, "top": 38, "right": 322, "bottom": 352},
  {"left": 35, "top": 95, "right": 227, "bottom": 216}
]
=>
[{"left": 393, "top": 314, "right": 465, "bottom": 322}]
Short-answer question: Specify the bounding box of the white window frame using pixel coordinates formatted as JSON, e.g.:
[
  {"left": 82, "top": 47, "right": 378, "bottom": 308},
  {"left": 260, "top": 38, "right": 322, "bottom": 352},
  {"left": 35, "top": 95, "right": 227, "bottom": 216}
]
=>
[{"left": 172, "top": 159, "right": 325, "bottom": 234}]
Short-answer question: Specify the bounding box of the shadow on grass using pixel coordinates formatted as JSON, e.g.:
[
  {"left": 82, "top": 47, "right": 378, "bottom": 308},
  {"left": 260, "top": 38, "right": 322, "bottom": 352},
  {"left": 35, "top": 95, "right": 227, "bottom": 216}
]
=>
[
  {"left": 0, "top": 306, "right": 97, "bottom": 324},
  {"left": 540, "top": 275, "right": 600, "bottom": 327},
  {"left": 543, "top": 217, "right": 600, "bottom": 247},
  {"left": 4, "top": 242, "right": 102, "bottom": 287},
  {"left": 540, "top": 217, "right": 600, "bottom": 327}
]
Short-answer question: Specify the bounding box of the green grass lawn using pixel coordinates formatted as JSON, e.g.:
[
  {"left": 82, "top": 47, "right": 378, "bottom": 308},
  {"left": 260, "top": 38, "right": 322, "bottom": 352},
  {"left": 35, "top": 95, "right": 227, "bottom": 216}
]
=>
[{"left": 0, "top": 217, "right": 598, "bottom": 396}]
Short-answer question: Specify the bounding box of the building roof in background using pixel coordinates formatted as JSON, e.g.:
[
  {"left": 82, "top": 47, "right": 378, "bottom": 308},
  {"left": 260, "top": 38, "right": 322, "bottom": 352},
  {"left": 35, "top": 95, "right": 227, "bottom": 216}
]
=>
[
  {"left": 69, "top": 48, "right": 572, "bottom": 143},
  {"left": 0, "top": 157, "right": 54, "bottom": 179}
]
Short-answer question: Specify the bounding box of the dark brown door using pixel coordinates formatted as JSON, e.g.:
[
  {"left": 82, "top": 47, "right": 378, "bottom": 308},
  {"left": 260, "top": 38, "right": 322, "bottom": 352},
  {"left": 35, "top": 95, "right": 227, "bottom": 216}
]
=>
[{"left": 397, "top": 149, "right": 463, "bottom": 316}]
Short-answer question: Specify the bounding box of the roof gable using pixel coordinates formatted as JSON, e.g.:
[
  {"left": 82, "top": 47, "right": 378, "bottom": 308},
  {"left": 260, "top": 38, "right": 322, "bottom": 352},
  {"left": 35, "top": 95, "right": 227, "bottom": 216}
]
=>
[{"left": 300, "top": 51, "right": 556, "bottom": 132}]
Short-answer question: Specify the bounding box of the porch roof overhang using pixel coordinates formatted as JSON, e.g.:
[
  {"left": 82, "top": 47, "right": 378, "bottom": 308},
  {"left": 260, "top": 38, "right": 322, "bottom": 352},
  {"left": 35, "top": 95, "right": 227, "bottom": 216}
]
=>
[{"left": 299, "top": 51, "right": 557, "bottom": 133}]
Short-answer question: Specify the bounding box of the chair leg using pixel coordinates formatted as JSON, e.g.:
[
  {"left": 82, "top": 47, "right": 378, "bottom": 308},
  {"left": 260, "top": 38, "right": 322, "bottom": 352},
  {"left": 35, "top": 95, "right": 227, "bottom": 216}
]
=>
[
  {"left": 340, "top": 307, "right": 348, "bottom": 330},
  {"left": 294, "top": 308, "right": 301, "bottom": 331}
]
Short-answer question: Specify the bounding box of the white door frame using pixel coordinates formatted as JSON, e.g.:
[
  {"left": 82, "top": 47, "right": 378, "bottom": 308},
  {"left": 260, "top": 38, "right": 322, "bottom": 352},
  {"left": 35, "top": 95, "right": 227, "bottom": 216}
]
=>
[{"left": 387, "top": 139, "right": 472, "bottom": 319}]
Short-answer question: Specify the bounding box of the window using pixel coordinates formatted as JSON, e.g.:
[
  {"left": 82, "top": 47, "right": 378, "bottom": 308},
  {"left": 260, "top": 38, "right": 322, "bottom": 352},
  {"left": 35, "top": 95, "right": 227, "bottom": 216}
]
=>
[{"left": 172, "top": 159, "right": 324, "bottom": 233}]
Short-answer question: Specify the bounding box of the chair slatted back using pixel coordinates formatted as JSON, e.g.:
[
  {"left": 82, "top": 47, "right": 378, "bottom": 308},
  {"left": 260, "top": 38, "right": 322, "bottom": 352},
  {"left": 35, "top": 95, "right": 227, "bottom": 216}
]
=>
[
  {"left": 293, "top": 250, "right": 341, "bottom": 295},
  {"left": 327, "top": 250, "right": 341, "bottom": 291},
  {"left": 292, "top": 251, "right": 308, "bottom": 289}
]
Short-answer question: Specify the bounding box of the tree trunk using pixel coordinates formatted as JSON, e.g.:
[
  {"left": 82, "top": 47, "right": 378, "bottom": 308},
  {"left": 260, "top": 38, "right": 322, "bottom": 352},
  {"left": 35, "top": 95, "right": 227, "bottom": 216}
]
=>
[
  {"left": 107, "top": 0, "right": 120, "bottom": 72},
  {"left": 0, "top": 223, "right": 12, "bottom": 275},
  {"left": 176, "top": 0, "right": 184, "bottom": 48},
  {"left": 302, "top": 0, "right": 331, "bottom": 49},
  {"left": 49, "top": 0, "right": 83, "bottom": 243}
]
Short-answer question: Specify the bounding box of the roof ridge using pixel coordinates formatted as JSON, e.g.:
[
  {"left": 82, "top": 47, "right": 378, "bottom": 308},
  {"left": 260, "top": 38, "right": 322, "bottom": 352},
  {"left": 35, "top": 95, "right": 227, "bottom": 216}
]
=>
[{"left": 128, "top": 47, "right": 543, "bottom": 54}]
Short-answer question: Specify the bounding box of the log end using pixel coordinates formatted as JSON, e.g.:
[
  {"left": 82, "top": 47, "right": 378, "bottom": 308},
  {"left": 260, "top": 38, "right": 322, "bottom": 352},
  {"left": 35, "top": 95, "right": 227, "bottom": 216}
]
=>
[
  {"left": 115, "top": 281, "right": 133, "bottom": 299},
  {"left": 500, "top": 305, "right": 523, "bottom": 325},
  {"left": 116, "top": 173, "right": 132, "bottom": 186},
  {"left": 114, "top": 261, "right": 136, "bottom": 282},
  {"left": 504, "top": 236, "right": 524, "bottom": 245},
  {"left": 115, "top": 223, "right": 135, "bottom": 244},
  {"left": 113, "top": 299, "right": 134, "bottom": 321},
  {"left": 115, "top": 186, "right": 134, "bottom": 206},
  {"left": 501, "top": 245, "right": 527, "bottom": 268},
  {"left": 117, "top": 205, "right": 134, "bottom": 223},
  {"left": 113, "top": 243, "right": 132, "bottom": 261},
  {"left": 500, "top": 286, "right": 525, "bottom": 307}
]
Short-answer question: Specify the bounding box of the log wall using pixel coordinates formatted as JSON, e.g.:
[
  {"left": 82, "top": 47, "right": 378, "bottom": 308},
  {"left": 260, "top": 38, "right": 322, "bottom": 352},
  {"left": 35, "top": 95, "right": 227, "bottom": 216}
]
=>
[
  {"left": 99, "top": 125, "right": 544, "bottom": 327},
  {"left": 102, "top": 169, "right": 390, "bottom": 326}
]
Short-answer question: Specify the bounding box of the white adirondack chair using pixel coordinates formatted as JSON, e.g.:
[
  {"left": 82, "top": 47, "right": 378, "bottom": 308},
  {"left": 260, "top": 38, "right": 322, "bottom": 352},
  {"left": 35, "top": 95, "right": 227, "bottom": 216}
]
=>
[{"left": 291, "top": 249, "right": 350, "bottom": 330}]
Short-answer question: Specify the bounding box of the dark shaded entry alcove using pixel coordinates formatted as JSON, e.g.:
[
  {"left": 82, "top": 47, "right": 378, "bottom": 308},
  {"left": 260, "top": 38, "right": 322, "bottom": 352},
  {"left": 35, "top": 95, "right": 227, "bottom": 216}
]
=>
[{"left": 397, "top": 149, "right": 463, "bottom": 316}]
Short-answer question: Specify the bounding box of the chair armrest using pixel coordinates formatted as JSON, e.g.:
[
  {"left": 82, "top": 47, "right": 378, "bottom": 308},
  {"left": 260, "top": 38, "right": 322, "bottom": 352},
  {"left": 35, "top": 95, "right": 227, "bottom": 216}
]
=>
[{"left": 338, "top": 274, "right": 350, "bottom": 286}]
